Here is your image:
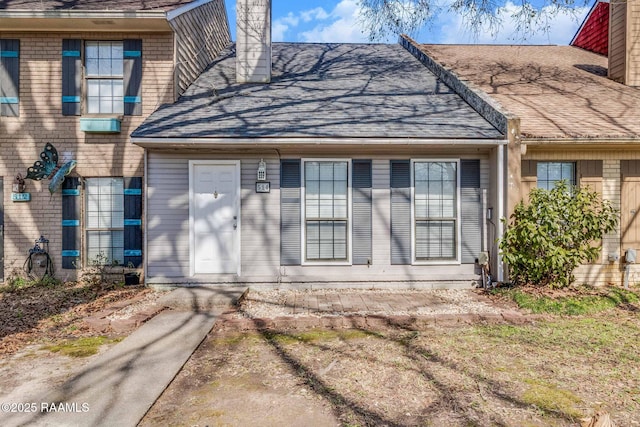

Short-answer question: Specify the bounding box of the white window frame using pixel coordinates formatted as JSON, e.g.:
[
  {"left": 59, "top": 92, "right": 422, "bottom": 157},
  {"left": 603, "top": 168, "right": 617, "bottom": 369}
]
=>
[
  {"left": 411, "top": 159, "right": 461, "bottom": 265},
  {"left": 84, "top": 40, "right": 124, "bottom": 115},
  {"left": 84, "top": 177, "right": 125, "bottom": 266},
  {"left": 301, "top": 158, "right": 353, "bottom": 266}
]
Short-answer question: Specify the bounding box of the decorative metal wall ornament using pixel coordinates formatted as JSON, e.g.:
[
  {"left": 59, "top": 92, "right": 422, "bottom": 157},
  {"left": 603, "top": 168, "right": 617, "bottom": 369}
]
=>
[{"left": 25, "top": 143, "right": 77, "bottom": 194}]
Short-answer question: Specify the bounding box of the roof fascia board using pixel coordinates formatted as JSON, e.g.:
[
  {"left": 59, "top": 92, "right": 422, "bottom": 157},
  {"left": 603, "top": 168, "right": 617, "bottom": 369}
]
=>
[
  {"left": 399, "top": 35, "right": 516, "bottom": 135},
  {"left": 131, "top": 137, "right": 508, "bottom": 147},
  {"left": 523, "top": 137, "right": 640, "bottom": 145},
  {"left": 167, "top": 0, "right": 212, "bottom": 20},
  {"left": 0, "top": 10, "right": 167, "bottom": 19}
]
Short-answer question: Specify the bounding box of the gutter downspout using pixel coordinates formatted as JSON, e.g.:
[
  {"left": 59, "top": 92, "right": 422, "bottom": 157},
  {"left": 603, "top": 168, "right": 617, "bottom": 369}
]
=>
[
  {"left": 143, "top": 149, "right": 148, "bottom": 285},
  {"left": 497, "top": 144, "right": 505, "bottom": 283}
]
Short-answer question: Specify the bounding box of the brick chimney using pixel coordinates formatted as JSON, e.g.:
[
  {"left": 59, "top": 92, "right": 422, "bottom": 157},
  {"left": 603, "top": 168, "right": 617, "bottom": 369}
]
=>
[
  {"left": 236, "top": 0, "right": 271, "bottom": 83},
  {"left": 608, "top": 0, "right": 640, "bottom": 86}
]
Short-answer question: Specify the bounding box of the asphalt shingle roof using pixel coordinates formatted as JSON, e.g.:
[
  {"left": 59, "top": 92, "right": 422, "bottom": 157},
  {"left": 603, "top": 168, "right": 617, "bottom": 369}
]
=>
[
  {"left": 420, "top": 44, "right": 640, "bottom": 140},
  {"left": 0, "top": 0, "right": 191, "bottom": 11},
  {"left": 132, "top": 43, "right": 503, "bottom": 140}
]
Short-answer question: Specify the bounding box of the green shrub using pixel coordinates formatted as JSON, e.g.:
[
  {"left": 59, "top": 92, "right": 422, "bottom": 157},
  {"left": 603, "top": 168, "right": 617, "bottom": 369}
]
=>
[{"left": 500, "top": 181, "right": 618, "bottom": 288}]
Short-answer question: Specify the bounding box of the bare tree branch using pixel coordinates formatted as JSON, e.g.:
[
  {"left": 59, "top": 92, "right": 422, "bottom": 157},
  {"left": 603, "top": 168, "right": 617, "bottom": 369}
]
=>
[{"left": 357, "top": 0, "right": 589, "bottom": 41}]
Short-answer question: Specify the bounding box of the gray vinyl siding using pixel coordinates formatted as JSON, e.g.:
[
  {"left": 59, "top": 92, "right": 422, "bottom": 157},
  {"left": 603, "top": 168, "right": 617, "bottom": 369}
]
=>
[
  {"left": 146, "top": 151, "right": 491, "bottom": 285},
  {"left": 146, "top": 152, "right": 280, "bottom": 279},
  {"left": 240, "top": 158, "right": 280, "bottom": 276},
  {"left": 147, "top": 155, "right": 191, "bottom": 277}
]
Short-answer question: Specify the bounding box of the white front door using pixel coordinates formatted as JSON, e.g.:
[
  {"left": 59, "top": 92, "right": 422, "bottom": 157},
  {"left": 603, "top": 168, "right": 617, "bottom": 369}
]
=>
[{"left": 190, "top": 161, "right": 240, "bottom": 275}]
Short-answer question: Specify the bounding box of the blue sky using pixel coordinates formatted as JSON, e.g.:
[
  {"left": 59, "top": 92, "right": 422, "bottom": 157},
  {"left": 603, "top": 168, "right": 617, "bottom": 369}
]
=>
[{"left": 225, "top": 0, "right": 592, "bottom": 44}]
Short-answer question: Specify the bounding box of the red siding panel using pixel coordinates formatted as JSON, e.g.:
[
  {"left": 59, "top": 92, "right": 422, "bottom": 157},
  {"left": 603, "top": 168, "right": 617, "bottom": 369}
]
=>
[{"left": 571, "top": 1, "right": 609, "bottom": 56}]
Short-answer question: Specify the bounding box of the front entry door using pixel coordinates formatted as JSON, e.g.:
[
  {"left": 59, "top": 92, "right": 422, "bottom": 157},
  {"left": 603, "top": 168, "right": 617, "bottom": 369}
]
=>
[{"left": 191, "top": 162, "right": 240, "bottom": 275}]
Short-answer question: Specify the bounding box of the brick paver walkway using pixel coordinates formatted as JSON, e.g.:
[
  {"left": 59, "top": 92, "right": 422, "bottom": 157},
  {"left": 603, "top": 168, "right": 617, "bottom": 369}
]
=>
[{"left": 216, "top": 289, "right": 540, "bottom": 332}]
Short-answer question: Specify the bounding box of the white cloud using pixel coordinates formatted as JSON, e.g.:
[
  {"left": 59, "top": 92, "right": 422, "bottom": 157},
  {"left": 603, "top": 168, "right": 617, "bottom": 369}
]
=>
[
  {"left": 433, "top": 1, "right": 590, "bottom": 45},
  {"left": 273, "top": 20, "right": 290, "bottom": 42},
  {"left": 280, "top": 12, "right": 300, "bottom": 27},
  {"left": 300, "top": 7, "right": 330, "bottom": 22},
  {"left": 273, "top": 12, "right": 302, "bottom": 42},
  {"left": 298, "top": 0, "right": 375, "bottom": 43}
]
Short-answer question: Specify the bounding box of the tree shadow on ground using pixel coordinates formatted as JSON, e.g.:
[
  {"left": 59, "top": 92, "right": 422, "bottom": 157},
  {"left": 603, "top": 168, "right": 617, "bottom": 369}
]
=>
[{"left": 244, "top": 311, "right": 581, "bottom": 426}]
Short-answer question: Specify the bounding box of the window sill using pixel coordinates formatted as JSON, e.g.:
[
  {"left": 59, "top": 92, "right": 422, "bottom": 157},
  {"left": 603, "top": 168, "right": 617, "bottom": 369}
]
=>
[
  {"left": 80, "top": 117, "right": 122, "bottom": 133},
  {"left": 301, "top": 261, "right": 352, "bottom": 267}
]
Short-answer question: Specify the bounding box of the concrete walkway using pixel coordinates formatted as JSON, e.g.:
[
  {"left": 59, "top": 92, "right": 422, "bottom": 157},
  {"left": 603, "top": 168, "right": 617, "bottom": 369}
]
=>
[{"left": 3, "top": 286, "right": 246, "bottom": 427}]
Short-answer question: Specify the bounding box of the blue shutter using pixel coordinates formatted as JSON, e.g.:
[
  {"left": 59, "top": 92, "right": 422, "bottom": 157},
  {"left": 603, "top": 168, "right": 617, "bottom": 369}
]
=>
[
  {"left": 123, "top": 40, "right": 142, "bottom": 116},
  {"left": 61, "top": 177, "right": 81, "bottom": 269},
  {"left": 352, "top": 160, "right": 372, "bottom": 265},
  {"left": 62, "top": 39, "right": 82, "bottom": 116},
  {"left": 280, "top": 160, "right": 301, "bottom": 265},
  {"left": 390, "top": 160, "right": 411, "bottom": 265},
  {"left": 0, "top": 39, "right": 20, "bottom": 117},
  {"left": 123, "top": 177, "right": 143, "bottom": 267},
  {"left": 460, "top": 159, "right": 482, "bottom": 264}
]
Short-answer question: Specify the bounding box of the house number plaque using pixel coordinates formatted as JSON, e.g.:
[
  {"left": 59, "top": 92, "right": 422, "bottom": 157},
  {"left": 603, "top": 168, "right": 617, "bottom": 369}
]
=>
[{"left": 256, "top": 182, "right": 270, "bottom": 193}]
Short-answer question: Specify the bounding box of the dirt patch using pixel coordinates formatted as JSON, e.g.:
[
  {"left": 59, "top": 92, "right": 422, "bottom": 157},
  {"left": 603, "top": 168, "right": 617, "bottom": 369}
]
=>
[
  {"left": 144, "top": 304, "right": 640, "bottom": 427},
  {"left": 0, "top": 282, "right": 163, "bottom": 355},
  {"left": 0, "top": 283, "right": 167, "bottom": 405}
]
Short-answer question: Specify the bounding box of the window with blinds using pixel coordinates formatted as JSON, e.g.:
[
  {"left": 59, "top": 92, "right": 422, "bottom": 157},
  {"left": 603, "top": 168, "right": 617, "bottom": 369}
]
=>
[
  {"left": 85, "top": 178, "right": 124, "bottom": 264},
  {"left": 414, "top": 161, "right": 457, "bottom": 261},
  {"left": 304, "top": 161, "right": 349, "bottom": 261}
]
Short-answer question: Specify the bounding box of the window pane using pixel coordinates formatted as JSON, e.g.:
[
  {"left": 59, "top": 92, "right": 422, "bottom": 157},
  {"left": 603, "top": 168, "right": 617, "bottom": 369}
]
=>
[
  {"left": 416, "top": 220, "right": 456, "bottom": 260},
  {"left": 86, "top": 58, "right": 99, "bottom": 76},
  {"left": 85, "top": 43, "right": 99, "bottom": 59},
  {"left": 306, "top": 162, "right": 319, "bottom": 181},
  {"left": 537, "top": 162, "right": 575, "bottom": 190},
  {"left": 334, "top": 162, "right": 347, "bottom": 181},
  {"left": 87, "top": 80, "right": 100, "bottom": 97},
  {"left": 112, "top": 80, "right": 123, "bottom": 98},
  {"left": 319, "top": 162, "right": 334, "bottom": 180}
]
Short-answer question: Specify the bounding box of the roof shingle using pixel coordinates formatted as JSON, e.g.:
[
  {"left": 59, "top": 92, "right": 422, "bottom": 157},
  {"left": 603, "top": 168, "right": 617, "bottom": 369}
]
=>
[
  {"left": 0, "top": 0, "right": 191, "bottom": 11},
  {"left": 420, "top": 44, "right": 640, "bottom": 140},
  {"left": 132, "top": 43, "right": 503, "bottom": 140}
]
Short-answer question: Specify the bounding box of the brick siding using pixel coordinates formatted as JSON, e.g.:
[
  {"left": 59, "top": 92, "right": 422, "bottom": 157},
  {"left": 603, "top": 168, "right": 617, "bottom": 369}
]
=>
[{"left": 0, "top": 32, "right": 174, "bottom": 280}]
